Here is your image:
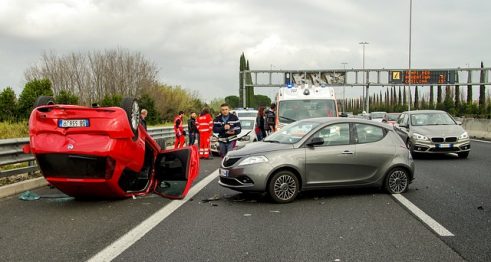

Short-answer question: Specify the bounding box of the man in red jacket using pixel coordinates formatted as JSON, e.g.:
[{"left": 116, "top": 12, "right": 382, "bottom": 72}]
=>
[
  {"left": 174, "top": 111, "right": 185, "bottom": 148},
  {"left": 197, "top": 108, "right": 213, "bottom": 159}
]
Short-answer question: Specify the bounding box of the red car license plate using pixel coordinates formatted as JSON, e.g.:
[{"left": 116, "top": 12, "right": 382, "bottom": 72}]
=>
[{"left": 58, "top": 119, "right": 90, "bottom": 128}]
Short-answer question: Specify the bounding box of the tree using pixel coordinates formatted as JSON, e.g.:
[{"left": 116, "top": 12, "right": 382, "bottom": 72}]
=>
[
  {"left": 414, "top": 86, "right": 419, "bottom": 109},
  {"left": 403, "top": 87, "right": 407, "bottom": 107},
  {"left": 467, "top": 70, "right": 472, "bottom": 104},
  {"left": 55, "top": 90, "right": 79, "bottom": 105},
  {"left": 251, "top": 95, "right": 271, "bottom": 108},
  {"left": 0, "top": 87, "right": 17, "bottom": 121},
  {"left": 245, "top": 60, "right": 254, "bottom": 107},
  {"left": 398, "top": 87, "right": 402, "bottom": 105},
  {"left": 225, "top": 95, "right": 240, "bottom": 109},
  {"left": 25, "top": 49, "right": 158, "bottom": 105},
  {"left": 138, "top": 93, "right": 159, "bottom": 125},
  {"left": 479, "top": 61, "right": 486, "bottom": 114},
  {"left": 99, "top": 94, "right": 122, "bottom": 107},
  {"left": 443, "top": 86, "right": 455, "bottom": 114},
  {"left": 17, "top": 78, "right": 53, "bottom": 119},
  {"left": 239, "top": 53, "right": 246, "bottom": 107},
  {"left": 209, "top": 98, "right": 225, "bottom": 114},
  {"left": 429, "top": 85, "right": 434, "bottom": 109},
  {"left": 436, "top": 85, "right": 443, "bottom": 109}
]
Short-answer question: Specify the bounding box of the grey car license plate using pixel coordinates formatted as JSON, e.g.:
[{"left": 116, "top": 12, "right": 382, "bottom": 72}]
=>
[
  {"left": 436, "top": 143, "right": 452, "bottom": 148},
  {"left": 220, "top": 168, "right": 229, "bottom": 177},
  {"left": 58, "top": 119, "right": 90, "bottom": 128}
]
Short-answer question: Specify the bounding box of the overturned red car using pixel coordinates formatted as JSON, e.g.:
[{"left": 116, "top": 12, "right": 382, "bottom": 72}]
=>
[{"left": 24, "top": 96, "right": 199, "bottom": 199}]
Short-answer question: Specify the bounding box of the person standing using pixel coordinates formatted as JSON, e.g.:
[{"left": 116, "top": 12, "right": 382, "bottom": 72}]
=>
[
  {"left": 173, "top": 111, "right": 185, "bottom": 148},
  {"left": 213, "top": 103, "right": 241, "bottom": 158},
  {"left": 187, "top": 112, "right": 198, "bottom": 146},
  {"left": 196, "top": 108, "right": 213, "bottom": 159},
  {"left": 264, "top": 102, "right": 276, "bottom": 135},
  {"left": 255, "top": 106, "right": 267, "bottom": 141},
  {"left": 140, "top": 109, "right": 148, "bottom": 131}
]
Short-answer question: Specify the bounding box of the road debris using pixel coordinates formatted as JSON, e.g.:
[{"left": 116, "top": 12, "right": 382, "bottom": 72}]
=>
[{"left": 18, "top": 191, "right": 40, "bottom": 201}]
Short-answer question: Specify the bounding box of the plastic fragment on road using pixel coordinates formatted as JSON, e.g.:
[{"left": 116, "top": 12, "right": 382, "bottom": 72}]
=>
[
  {"left": 243, "top": 213, "right": 252, "bottom": 217},
  {"left": 18, "top": 191, "right": 40, "bottom": 201},
  {"left": 270, "top": 210, "right": 280, "bottom": 213}
]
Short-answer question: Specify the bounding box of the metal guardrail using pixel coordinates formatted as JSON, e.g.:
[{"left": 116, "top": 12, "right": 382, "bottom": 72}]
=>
[{"left": 0, "top": 126, "right": 181, "bottom": 179}]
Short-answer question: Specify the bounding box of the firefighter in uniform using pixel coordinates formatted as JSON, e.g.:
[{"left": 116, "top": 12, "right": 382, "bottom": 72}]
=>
[
  {"left": 196, "top": 108, "right": 213, "bottom": 159},
  {"left": 173, "top": 111, "right": 185, "bottom": 148}
]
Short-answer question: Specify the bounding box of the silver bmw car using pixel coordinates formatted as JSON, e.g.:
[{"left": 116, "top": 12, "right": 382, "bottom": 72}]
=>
[
  {"left": 393, "top": 110, "right": 471, "bottom": 158},
  {"left": 218, "top": 118, "right": 415, "bottom": 203}
]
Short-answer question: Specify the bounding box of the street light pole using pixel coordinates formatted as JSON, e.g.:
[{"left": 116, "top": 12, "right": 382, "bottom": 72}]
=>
[
  {"left": 359, "top": 41, "right": 369, "bottom": 113},
  {"left": 407, "top": 0, "right": 413, "bottom": 111},
  {"left": 341, "top": 62, "right": 348, "bottom": 112}
]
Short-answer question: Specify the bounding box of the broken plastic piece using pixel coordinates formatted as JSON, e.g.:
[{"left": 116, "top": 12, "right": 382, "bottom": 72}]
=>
[{"left": 19, "top": 191, "right": 40, "bottom": 201}]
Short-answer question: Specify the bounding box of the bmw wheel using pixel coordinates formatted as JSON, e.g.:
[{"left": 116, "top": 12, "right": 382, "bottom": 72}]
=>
[
  {"left": 268, "top": 170, "right": 299, "bottom": 203},
  {"left": 121, "top": 97, "right": 140, "bottom": 140},
  {"left": 385, "top": 168, "right": 409, "bottom": 194}
]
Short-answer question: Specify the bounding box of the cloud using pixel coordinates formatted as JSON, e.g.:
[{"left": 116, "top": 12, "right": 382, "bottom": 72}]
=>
[{"left": 0, "top": 0, "right": 490, "bottom": 102}]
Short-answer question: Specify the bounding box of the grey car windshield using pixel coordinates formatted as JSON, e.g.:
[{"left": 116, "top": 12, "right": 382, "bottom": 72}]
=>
[
  {"left": 240, "top": 120, "right": 254, "bottom": 129},
  {"left": 278, "top": 99, "right": 336, "bottom": 123},
  {"left": 264, "top": 120, "right": 321, "bottom": 144},
  {"left": 411, "top": 112, "right": 456, "bottom": 126}
]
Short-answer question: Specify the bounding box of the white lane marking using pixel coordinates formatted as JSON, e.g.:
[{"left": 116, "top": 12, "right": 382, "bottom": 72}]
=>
[
  {"left": 471, "top": 138, "right": 491, "bottom": 144},
  {"left": 87, "top": 169, "right": 219, "bottom": 262},
  {"left": 392, "top": 194, "right": 454, "bottom": 237}
]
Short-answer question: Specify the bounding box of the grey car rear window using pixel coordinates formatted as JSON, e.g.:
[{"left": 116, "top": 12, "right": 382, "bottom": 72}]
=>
[{"left": 355, "top": 124, "right": 386, "bottom": 144}]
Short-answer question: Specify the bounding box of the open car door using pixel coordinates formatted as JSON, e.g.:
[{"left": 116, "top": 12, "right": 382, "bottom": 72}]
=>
[{"left": 152, "top": 146, "right": 200, "bottom": 199}]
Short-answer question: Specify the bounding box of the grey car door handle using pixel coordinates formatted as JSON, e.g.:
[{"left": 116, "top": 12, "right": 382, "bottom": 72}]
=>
[{"left": 341, "top": 150, "right": 354, "bottom": 155}]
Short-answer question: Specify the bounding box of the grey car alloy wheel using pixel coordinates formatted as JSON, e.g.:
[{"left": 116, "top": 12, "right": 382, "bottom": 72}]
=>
[
  {"left": 385, "top": 168, "right": 409, "bottom": 194},
  {"left": 268, "top": 171, "right": 299, "bottom": 203}
]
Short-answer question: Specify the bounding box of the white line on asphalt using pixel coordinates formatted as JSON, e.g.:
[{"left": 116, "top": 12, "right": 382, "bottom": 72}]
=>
[
  {"left": 471, "top": 138, "right": 491, "bottom": 144},
  {"left": 392, "top": 194, "right": 454, "bottom": 237},
  {"left": 87, "top": 169, "right": 219, "bottom": 262}
]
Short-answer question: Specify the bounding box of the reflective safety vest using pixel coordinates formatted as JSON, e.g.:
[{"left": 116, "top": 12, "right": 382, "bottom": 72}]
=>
[{"left": 197, "top": 114, "right": 213, "bottom": 134}]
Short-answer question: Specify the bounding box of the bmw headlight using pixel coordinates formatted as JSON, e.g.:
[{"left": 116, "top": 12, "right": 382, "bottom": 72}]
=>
[
  {"left": 412, "top": 133, "right": 429, "bottom": 141},
  {"left": 458, "top": 132, "right": 469, "bottom": 140},
  {"left": 238, "top": 156, "right": 268, "bottom": 166}
]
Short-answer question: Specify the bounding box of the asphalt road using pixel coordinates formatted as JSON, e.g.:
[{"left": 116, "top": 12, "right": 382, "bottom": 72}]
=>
[{"left": 0, "top": 141, "right": 490, "bottom": 261}]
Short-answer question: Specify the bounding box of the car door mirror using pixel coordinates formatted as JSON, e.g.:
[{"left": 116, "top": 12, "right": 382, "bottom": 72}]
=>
[
  {"left": 307, "top": 137, "right": 324, "bottom": 147},
  {"left": 456, "top": 120, "right": 462, "bottom": 125},
  {"left": 153, "top": 146, "right": 199, "bottom": 199}
]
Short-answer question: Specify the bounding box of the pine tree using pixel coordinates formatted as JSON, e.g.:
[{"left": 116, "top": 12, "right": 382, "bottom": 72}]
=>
[
  {"left": 429, "top": 85, "right": 434, "bottom": 109},
  {"left": 414, "top": 86, "right": 419, "bottom": 109},
  {"left": 245, "top": 59, "right": 254, "bottom": 107},
  {"left": 455, "top": 72, "right": 460, "bottom": 114},
  {"left": 398, "top": 87, "right": 402, "bottom": 105},
  {"left": 479, "top": 61, "right": 486, "bottom": 114},
  {"left": 467, "top": 70, "right": 472, "bottom": 104},
  {"left": 437, "top": 85, "right": 443, "bottom": 108},
  {"left": 403, "top": 87, "right": 407, "bottom": 106},
  {"left": 239, "top": 53, "right": 246, "bottom": 107}
]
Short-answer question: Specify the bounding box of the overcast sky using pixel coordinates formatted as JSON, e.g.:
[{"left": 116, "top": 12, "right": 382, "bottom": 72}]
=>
[{"left": 1, "top": 0, "right": 490, "bottom": 102}]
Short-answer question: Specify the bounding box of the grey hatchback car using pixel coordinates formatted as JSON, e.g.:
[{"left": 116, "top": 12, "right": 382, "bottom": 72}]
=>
[
  {"left": 218, "top": 118, "right": 415, "bottom": 203},
  {"left": 393, "top": 110, "right": 471, "bottom": 158}
]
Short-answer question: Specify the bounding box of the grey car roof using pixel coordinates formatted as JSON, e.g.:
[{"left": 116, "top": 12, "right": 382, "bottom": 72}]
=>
[
  {"left": 296, "top": 117, "right": 395, "bottom": 130},
  {"left": 401, "top": 110, "right": 447, "bottom": 114}
]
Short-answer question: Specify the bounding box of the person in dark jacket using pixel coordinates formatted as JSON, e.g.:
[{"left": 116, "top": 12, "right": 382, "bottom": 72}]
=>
[
  {"left": 255, "top": 106, "right": 267, "bottom": 141},
  {"left": 140, "top": 109, "right": 148, "bottom": 131},
  {"left": 187, "top": 112, "right": 198, "bottom": 146},
  {"left": 213, "top": 103, "right": 241, "bottom": 158}
]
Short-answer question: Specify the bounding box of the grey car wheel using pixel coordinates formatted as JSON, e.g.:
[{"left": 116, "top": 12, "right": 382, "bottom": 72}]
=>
[
  {"left": 268, "top": 170, "right": 299, "bottom": 203},
  {"left": 385, "top": 168, "right": 409, "bottom": 194}
]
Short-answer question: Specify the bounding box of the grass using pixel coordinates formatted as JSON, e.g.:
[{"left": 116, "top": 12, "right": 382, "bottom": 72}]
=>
[{"left": 0, "top": 121, "right": 29, "bottom": 139}]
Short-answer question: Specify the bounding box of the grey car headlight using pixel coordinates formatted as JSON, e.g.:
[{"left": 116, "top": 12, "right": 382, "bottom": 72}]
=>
[
  {"left": 412, "top": 133, "right": 429, "bottom": 141},
  {"left": 239, "top": 135, "right": 250, "bottom": 141},
  {"left": 458, "top": 132, "right": 469, "bottom": 140},
  {"left": 238, "top": 156, "right": 268, "bottom": 166}
]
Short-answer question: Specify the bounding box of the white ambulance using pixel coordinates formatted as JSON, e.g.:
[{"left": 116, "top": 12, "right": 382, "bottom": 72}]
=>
[{"left": 275, "top": 84, "right": 338, "bottom": 129}]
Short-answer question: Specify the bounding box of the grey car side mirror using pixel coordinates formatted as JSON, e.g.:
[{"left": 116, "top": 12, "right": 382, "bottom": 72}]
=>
[
  {"left": 307, "top": 137, "right": 324, "bottom": 147},
  {"left": 456, "top": 121, "right": 462, "bottom": 125}
]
